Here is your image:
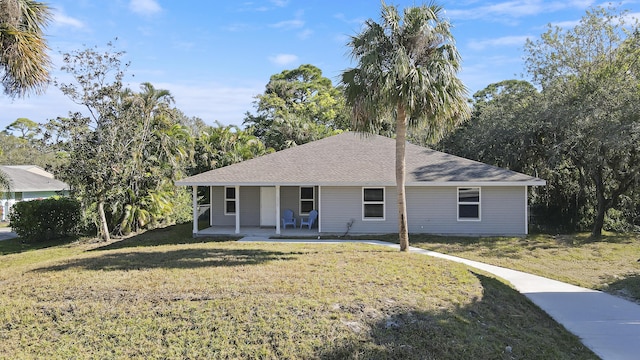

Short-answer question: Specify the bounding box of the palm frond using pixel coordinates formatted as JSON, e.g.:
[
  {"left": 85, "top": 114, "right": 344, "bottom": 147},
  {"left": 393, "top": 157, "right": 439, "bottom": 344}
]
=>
[{"left": 0, "top": 0, "right": 52, "bottom": 96}]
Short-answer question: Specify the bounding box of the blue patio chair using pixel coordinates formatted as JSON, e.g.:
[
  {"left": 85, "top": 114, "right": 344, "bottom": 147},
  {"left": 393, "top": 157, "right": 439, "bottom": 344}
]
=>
[
  {"left": 282, "top": 209, "right": 296, "bottom": 229},
  {"left": 300, "top": 209, "right": 318, "bottom": 229}
]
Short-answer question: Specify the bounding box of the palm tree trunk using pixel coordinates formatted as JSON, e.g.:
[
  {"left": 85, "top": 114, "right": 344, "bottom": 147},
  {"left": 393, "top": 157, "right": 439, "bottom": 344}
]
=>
[
  {"left": 396, "top": 103, "right": 409, "bottom": 251},
  {"left": 97, "top": 199, "right": 111, "bottom": 242}
]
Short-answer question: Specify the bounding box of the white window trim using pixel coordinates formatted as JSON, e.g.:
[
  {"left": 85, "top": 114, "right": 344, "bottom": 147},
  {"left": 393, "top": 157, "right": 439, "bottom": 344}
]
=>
[
  {"left": 224, "top": 186, "right": 236, "bottom": 216},
  {"left": 362, "top": 187, "right": 385, "bottom": 221},
  {"left": 299, "top": 186, "right": 315, "bottom": 216},
  {"left": 457, "top": 187, "right": 481, "bottom": 221}
]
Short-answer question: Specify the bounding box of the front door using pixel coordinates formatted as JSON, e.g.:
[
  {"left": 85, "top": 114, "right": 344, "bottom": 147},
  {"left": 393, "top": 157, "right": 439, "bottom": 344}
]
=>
[{"left": 260, "top": 187, "right": 277, "bottom": 226}]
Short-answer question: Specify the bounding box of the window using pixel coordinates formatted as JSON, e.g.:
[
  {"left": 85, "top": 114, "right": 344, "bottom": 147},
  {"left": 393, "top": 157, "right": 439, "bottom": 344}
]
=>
[
  {"left": 300, "top": 187, "right": 315, "bottom": 215},
  {"left": 458, "top": 187, "right": 480, "bottom": 221},
  {"left": 363, "top": 187, "right": 385, "bottom": 220},
  {"left": 224, "top": 187, "right": 236, "bottom": 215}
]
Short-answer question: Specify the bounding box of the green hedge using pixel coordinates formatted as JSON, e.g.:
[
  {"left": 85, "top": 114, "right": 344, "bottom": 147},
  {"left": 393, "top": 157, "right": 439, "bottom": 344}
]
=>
[{"left": 9, "top": 197, "right": 81, "bottom": 241}]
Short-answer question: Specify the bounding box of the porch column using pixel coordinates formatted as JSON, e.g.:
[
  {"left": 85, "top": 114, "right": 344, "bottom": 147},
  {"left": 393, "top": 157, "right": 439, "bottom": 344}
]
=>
[
  {"left": 317, "top": 186, "right": 322, "bottom": 233},
  {"left": 275, "top": 185, "right": 281, "bottom": 235},
  {"left": 235, "top": 185, "right": 240, "bottom": 234},
  {"left": 192, "top": 186, "right": 198, "bottom": 236},
  {"left": 210, "top": 186, "right": 214, "bottom": 226},
  {"left": 524, "top": 186, "right": 529, "bottom": 235}
]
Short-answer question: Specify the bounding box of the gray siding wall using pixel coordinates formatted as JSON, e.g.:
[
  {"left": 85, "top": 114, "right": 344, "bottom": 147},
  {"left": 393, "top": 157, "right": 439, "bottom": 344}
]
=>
[
  {"left": 320, "top": 186, "right": 526, "bottom": 235},
  {"left": 405, "top": 186, "right": 525, "bottom": 235},
  {"left": 211, "top": 186, "right": 261, "bottom": 226},
  {"left": 279, "top": 186, "right": 298, "bottom": 221},
  {"left": 211, "top": 186, "right": 304, "bottom": 227},
  {"left": 320, "top": 186, "right": 398, "bottom": 234}
]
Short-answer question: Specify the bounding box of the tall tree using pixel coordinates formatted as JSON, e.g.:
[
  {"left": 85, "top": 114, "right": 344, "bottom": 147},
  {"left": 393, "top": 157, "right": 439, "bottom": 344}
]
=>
[
  {"left": 53, "top": 43, "right": 136, "bottom": 241},
  {"left": 341, "top": 2, "right": 469, "bottom": 251},
  {"left": 51, "top": 45, "right": 196, "bottom": 239},
  {"left": 6, "top": 117, "right": 39, "bottom": 139},
  {"left": 524, "top": 6, "right": 640, "bottom": 237},
  {"left": 0, "top": 0, "right": 52, "bottom": 97},
  {"left": 438, "top": 80, "right": 543, "bottom": 173},
  {"left": 244, "top": 64, "right": 349, "bottom": 150}
]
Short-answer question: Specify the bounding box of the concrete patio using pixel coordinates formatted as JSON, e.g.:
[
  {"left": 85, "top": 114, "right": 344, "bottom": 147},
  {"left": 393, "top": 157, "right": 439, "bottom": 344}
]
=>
[{"left": 196, "top": 226, "right": 322, "bottom": 238}]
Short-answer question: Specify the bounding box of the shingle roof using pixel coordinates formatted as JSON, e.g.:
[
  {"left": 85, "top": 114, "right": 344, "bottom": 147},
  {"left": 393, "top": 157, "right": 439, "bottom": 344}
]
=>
[
  {"left": 0, "top": 165, "right": 70, "bottom": 192},
  {"left": 176, "top": 132, "right": 545, "bottom": 187}
]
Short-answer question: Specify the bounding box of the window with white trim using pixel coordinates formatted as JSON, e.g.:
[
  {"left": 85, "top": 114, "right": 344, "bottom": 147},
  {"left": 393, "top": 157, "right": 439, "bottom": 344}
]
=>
[
  {"left": 300, "top": 187, "right": 315, "bottom": 215},
  {"left": 458, "top": 187, "right": 480, "bottom": 221},
  {"left": 363, "top": 187, "right": 385, "bottom": 220},
  {"left": 224, "top": 187, "right": 236, "bottom": 215}
]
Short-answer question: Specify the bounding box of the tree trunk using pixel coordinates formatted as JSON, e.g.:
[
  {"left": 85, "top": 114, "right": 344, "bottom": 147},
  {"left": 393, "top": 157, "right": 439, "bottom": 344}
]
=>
[
  {"left": 396, "top": 103, "right": 409, "bottom": 252},
  {"left": 591, "top": 168, "right": 605, "bottom": 239},
  {"left": 97, "top": 200, "right": 111, "bottom": 242}
]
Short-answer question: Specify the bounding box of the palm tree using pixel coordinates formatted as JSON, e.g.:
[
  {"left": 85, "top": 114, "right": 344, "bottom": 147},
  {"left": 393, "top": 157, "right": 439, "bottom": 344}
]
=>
[
  {"left": 341, "top": 2, "right": 470, "bottom": 251},
  {"left": 0, "top": 0, "right": 52, "bottom": 97}
]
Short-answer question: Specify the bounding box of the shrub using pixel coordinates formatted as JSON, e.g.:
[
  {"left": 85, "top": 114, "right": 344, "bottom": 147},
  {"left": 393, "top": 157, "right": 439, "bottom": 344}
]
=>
[{"left": 9, "top": 197, "right": 81, "bottom": 241}]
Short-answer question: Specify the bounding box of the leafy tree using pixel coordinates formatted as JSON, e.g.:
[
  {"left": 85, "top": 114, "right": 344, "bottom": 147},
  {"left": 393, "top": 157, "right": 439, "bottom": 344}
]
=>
[
  {"left": 192, "top": 122, "right": 272, "bottom": 175},
  {"left": 0, "top": 167, "right": 9, "bottom": 194},
  {"left": 244, "top": 64, "right": 349, "bottom": 150},
  {"left": 438, "top": 80, "right": 587, "bottom": 232},
  {"left": 6, "top": 117, "right": 38, "bottom": 139},
  {"left": 111, "top": 83, "right": 194, "bottom": 235},
  {"left": 51, "top": 43, "right": 194, "bottom": 239},
  {"left": 341, "top": 2, "right": 469, "bottom": 251},
  {"left": 0, "top": 0, "right": 52, "bottom": 96},
  {"left": 524, "top": 6, "right": 640, "bottom": 237},
  {"left": 439, "top": 80, "right": 541, "bottom": 172},
  {"left": 52, "top": 44, "right": 132, "bottom": 241}
]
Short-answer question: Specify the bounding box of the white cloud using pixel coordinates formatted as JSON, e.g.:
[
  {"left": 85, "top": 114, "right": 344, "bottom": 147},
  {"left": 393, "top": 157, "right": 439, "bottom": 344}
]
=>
[
  {"left": 298, "top": 29, "right": 313, "bottom": 39},
  {"left": 270, "top": 19, "right": 304, "bottom": 29},
  {"left": 53, "top": 11, "right": 85, "bottom": 29},
  {"left": 622, "top": 11, "right": 640, "bottom": 24},
  {"left": 334, "top": 13, "right": 366, "bottom": 25},
  {"left": 551, "top": 19, "right": 581, "bottom": 28},
  {"left": 270, "top": 0, "right": 289, "bottom": 7},
  {"left": 468, "top": 35, "right": 532, "bottom": 50},
  {"left": 268, "top": 54, "right": 299, "bottom": 66},
  {"left": 223, "top": 23, "right": 253, "bottom": 32},
  {"left": 448, "top": 0, "right": 596, "bottom": 22},
  {"left": 129, "top": 0, "right": 162, "bottom": 16}
]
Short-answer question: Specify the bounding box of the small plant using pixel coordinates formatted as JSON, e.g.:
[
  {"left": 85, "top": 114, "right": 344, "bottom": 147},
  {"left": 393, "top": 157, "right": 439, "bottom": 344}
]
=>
[{"left": 9, "top": 197, "right": 81, "bottom": 241}]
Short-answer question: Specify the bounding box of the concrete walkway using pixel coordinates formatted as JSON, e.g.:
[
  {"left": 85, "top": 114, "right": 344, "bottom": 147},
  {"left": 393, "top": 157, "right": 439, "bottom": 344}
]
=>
[
  {"left": 0, "top": 227, "right": 17, "bottom": 241},
  {"left": 239, "top": 238, "right": 640, "bottom": 360}
]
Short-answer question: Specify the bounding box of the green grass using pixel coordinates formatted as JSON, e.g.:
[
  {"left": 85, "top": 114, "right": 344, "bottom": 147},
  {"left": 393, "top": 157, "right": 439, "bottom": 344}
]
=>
[
  {"left": 0, "top": 224, "right": 595, "bottom": 359},
  {"left": 395, "top": 232, "right": 640, "bottom": 302}
]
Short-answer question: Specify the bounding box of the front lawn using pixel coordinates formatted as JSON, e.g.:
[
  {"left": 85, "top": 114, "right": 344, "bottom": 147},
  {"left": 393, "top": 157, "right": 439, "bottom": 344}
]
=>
[{"left": 0, "top": 224, "right": 595, "bottom": 359}]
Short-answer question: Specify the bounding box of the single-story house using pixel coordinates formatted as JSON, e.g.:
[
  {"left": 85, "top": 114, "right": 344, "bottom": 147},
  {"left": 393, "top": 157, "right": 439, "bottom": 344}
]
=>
[
  {"left": 0, "top": 165, "right": 70, "bottom": 221},
  {"left": 175, "top": 132, "right": 545, "bottom": 237}
]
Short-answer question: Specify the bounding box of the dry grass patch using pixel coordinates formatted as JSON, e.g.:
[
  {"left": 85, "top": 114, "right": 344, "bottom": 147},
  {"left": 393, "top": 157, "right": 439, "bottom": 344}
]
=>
[
  {"left": 402, "top": 232, "right": 640, "bottom": 302},
  {"left": 0, "top": 228, "right": 595, "bottom": 359}
]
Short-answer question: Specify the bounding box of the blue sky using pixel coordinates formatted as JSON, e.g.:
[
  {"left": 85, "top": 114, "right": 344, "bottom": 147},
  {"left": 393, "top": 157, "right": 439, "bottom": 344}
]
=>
[{"left": 1, "top": 0, "right": 638, "bottom": 129}]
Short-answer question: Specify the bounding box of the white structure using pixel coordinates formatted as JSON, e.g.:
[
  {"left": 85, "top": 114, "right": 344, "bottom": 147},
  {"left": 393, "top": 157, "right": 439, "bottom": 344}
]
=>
[{"left": 0, "top": 165, "right": 70, "bottom": 221}]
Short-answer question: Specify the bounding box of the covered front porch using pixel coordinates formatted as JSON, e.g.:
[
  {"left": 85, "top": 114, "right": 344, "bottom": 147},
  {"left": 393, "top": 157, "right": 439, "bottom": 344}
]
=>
[{"left": 188, "top": 185, "right": 321, "bottom": 237}]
